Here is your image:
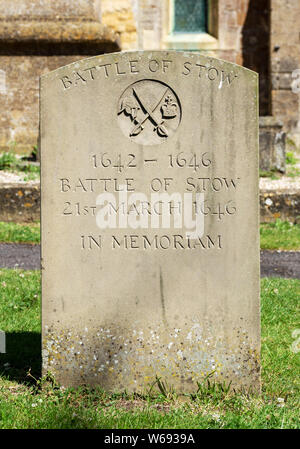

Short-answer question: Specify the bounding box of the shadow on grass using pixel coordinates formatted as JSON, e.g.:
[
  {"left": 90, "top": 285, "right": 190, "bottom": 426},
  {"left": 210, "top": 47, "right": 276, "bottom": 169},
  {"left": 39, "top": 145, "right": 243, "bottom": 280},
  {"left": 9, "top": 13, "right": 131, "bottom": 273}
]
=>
[{"left": 0, "top": 332, "right": 41, "bottom": 384}]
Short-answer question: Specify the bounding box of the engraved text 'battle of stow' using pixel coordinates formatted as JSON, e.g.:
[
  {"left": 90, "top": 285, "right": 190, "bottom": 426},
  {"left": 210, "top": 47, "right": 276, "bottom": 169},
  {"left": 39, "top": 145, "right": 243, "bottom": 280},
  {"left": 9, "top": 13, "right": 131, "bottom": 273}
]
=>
[{"left": 118, "top": 79, "right": 181, "bottom": 145}]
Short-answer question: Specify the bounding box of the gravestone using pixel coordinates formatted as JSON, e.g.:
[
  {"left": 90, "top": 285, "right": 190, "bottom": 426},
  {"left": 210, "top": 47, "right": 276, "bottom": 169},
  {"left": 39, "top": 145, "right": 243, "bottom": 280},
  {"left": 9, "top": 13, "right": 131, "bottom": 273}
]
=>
[{"left": 41, "top": 51, "right": 260, "bottom": 392}]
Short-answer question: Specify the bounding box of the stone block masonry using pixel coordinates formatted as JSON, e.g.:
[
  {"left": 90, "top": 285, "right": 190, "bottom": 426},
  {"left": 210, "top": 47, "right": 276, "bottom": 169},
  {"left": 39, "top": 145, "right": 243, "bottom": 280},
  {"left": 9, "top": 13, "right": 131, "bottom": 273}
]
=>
[{"left": 0, "top": 0, "right": 120, "bottom": 155}]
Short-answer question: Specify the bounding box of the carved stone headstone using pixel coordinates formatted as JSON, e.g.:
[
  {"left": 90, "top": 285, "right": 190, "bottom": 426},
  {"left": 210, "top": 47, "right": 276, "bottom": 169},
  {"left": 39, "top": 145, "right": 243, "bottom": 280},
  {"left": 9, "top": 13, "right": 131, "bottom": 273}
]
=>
[{"left": 41, "top": 51, "right": 260, "bottom": 392}]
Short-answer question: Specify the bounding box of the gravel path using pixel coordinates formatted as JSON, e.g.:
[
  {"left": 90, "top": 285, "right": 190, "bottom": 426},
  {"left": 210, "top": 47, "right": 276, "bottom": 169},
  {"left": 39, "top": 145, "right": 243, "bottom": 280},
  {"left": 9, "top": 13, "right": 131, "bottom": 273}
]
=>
[
  {"left": 259, "top": 177, "right": 300, "bottom": 191},
  {"left": 0, "top": 243, "right": 40, "bottom": 270},
  {"left": 0, "top": 244, "right": 299, "bottom": 279},
  {"left": 260, "top": 250, "right": 300, "bottom": 279},
  {"left": 0, "top": 170, "right": 39, "bottom": 185}
]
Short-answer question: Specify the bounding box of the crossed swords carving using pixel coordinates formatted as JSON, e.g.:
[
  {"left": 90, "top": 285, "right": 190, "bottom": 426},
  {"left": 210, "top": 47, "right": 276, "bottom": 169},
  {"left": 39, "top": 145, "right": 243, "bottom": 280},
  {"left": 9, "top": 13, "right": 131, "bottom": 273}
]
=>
[{"left": 122, "top": 87, "right": 169, "bottom": 138}]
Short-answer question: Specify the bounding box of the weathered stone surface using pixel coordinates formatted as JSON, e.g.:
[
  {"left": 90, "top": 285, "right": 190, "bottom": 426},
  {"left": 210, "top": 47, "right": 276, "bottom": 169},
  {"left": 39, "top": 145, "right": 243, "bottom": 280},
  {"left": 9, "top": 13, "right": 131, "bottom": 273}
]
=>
[
  {"left": 101, "top": 0, "right": 138, "bottom": 50},
  {"left": 259, "top": 117, "right": 286, "bottom": 173},
  {"left": 260, "top": 190, "right": 300, "bottom": 224},
  {"left": 0, "top": 0, "right": 120, "bottom": 155},
  {"left": 0, "top": 183, "right": 40, "bottom": 222},
  {"left": 0, "top": 21, "right": 119, "bottom": 47},
  {"left": 0, "top": 0, "right": 118, "bottom": 49},
  {"left": 271, "top": 0, "right": 300, "bottom": 143},
  {"left": 41, "top": 51, "right": 260, "bottom": 392},
  {"left": 0, "top": 0, "right": 101, "bottom": 20},
  {"left": 272, "top": 90, "right": 300, "bottom": 133}
]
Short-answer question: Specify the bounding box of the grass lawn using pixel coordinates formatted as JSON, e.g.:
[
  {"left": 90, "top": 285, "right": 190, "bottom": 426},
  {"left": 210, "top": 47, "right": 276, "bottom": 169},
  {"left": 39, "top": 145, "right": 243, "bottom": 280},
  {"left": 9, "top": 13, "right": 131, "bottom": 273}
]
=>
[
  {"left": 0, "top": 151, "right": 40, "bottom": 182},
  {"left": 1, "top": 220, "right": 300, "bottom": 250},
  {"left": 260, "top": 221, "right": 300, "bottom": 251},
  {"left": 0, "top": 270, "right": 299, "bottom": 429},
  {"left": 0, "top": 222, "right": 40, "bottom": 245}
]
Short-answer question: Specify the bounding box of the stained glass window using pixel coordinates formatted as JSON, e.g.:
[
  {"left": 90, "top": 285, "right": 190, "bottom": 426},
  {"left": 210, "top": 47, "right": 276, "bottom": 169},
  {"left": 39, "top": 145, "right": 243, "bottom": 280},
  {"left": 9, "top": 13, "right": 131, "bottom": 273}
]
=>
[{"left": 173, "top": 0, "right": 207, "bottom": 33}]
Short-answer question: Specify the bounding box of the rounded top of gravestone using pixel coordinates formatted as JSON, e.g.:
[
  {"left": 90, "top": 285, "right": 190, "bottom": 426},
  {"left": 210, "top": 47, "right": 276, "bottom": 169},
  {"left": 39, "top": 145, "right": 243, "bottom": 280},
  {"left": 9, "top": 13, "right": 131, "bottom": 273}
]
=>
[{"left": 41, "top": 50, "right": 258, "bottom": 80}]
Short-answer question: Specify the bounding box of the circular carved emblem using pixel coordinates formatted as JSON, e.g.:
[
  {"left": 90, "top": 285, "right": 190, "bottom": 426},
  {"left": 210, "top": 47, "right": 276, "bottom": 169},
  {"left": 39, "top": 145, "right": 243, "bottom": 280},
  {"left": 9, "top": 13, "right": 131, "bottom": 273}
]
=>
[{"left": 118, "top": 79, "right": 181, "bottom": 145}]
